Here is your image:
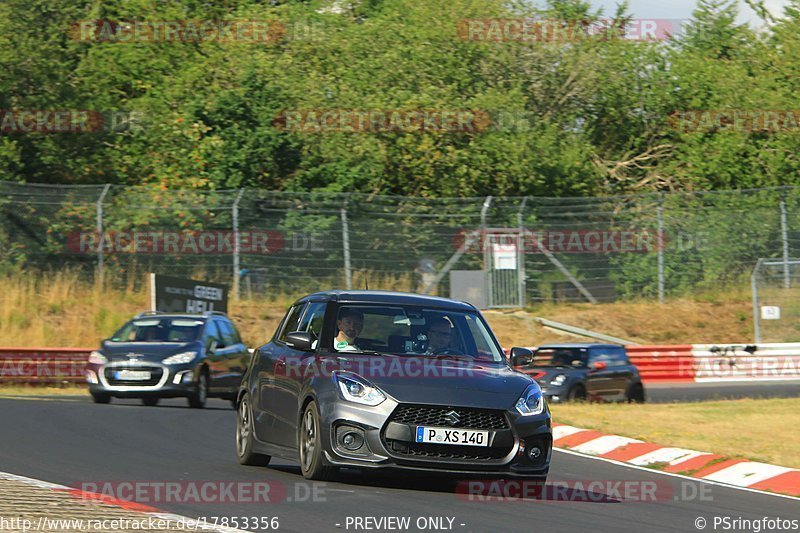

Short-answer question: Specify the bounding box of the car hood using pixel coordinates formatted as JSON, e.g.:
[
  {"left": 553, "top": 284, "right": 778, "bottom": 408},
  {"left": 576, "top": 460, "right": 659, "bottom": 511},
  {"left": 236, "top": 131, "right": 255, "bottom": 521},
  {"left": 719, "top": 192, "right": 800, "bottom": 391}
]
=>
[
  {"left": 325, "top": 355, "right": 535, "bottom": 410},
  {"left": 101, "top": 341, "right": 199, "bottom": 362}
]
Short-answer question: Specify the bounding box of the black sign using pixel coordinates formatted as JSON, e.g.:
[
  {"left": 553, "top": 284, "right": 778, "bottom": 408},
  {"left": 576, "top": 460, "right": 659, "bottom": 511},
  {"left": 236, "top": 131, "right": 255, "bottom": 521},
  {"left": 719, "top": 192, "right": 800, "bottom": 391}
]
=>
[{"left": 150, "top": 274, "right": 228, "bottom": 314}]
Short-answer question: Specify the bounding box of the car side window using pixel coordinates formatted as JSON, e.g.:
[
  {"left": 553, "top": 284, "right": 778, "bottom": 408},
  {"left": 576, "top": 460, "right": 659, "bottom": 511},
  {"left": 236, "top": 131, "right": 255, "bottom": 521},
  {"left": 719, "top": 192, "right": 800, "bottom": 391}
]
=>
[
  {"left": 589, "top": 347, "right": 628, "bottom": 367},
  {"left": 297, "top": 302, "right": 326, "bottom": 338},
  {"left": 217, "top": 319, "right": 239, "bottom": 346},
  {"left": 278, "top": 304, "right": 306, "bottom": 343},
  {"left": 205, "top": 320, "right": 223, "bottom": 350}
]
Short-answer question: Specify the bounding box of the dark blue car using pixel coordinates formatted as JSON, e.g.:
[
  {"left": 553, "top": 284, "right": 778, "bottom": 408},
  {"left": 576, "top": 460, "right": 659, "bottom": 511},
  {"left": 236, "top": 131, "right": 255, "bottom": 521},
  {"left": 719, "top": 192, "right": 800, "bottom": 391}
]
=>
[{"left": 511, "top": 343, "right": 645, "bottom": 403}]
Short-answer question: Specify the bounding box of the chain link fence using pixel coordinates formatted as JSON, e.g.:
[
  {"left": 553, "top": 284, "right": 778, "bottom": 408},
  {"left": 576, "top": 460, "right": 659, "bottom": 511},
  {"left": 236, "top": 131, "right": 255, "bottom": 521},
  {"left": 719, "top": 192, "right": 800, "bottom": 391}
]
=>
[
  {"left": 751, "top": 258, "right": 800, "bottom": 343},
  {"left": 2, "top": 180, "right": 797, "bottom": 307}
]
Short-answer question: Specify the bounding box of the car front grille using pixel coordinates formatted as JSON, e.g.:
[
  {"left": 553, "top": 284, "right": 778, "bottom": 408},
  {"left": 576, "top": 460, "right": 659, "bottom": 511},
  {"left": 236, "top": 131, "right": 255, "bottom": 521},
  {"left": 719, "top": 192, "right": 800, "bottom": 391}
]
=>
[
  {"left": 396, "top": 442, "right": 511, "bottom": 461},
  {"left": 389, "top": 404, "right": 509, "bottom": 430},
  {"left": 103, "top": 366, "right": 164, "bottom": 387},
  {"left": 383, "top": 404, "right": 514, "bottom": 463}
]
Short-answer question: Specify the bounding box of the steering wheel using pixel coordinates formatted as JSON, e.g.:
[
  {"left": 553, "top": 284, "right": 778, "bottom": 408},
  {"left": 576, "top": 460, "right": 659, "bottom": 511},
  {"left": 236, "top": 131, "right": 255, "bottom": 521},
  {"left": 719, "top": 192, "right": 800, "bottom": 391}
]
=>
[{"left": 432, "top": 347, "right": 461, "bottom": 356}]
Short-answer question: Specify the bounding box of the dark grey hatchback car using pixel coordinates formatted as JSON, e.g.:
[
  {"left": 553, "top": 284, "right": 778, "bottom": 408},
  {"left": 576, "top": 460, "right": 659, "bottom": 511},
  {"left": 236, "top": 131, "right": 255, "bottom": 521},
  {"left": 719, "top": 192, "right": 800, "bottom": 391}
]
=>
[{"left": 236, "top": 291, "right": 552, "bottom": 481}]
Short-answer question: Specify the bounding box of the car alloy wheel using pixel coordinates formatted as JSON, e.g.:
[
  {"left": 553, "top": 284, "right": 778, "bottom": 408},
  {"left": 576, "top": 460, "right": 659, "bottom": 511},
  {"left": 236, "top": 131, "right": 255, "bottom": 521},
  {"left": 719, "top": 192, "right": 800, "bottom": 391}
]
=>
[
  {"left": 236, "top": 394, "right": 271, "bottom": 466},
  {"left": 298, "top": 401, "right": 336, "bottom": 480},
  {"left": 300, "top": 408, "right": 316, "bottom": 472},
  {"left": 188, "top": 372, "right": 208, "bottom": 408}
]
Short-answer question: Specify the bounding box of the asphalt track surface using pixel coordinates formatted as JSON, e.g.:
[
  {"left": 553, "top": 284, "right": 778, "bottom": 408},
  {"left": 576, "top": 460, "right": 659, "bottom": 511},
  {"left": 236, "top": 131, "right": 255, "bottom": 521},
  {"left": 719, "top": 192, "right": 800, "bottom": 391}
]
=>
[
  {"left": 0, "top": 397, "right": 798, "bottom": 533},
  {"left": 646, "top": 380, "right": 800, "bottom": 402}
]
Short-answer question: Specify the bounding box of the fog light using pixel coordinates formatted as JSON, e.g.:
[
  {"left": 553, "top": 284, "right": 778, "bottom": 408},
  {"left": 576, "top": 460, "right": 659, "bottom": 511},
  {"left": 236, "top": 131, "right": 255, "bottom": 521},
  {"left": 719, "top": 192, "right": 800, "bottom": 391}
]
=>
[
  {"left": 528, "top": 447, "right": 542, "bottom": 461},
  {"left": 86, "top": 370, "right": 98, "bottom": 384},
  {"left": 341, "top": 431, "right": 364, "bottom": 451}
]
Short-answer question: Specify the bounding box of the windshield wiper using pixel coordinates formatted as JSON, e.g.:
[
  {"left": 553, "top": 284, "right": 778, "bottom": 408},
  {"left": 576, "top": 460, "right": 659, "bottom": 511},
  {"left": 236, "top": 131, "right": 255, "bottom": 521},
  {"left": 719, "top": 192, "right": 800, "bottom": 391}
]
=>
[
  {"left": 428, "top": 354, "right": 474, "bottom": 362},
  {"left": 338, "top": 350, "right": 391, "bottom": 356}
]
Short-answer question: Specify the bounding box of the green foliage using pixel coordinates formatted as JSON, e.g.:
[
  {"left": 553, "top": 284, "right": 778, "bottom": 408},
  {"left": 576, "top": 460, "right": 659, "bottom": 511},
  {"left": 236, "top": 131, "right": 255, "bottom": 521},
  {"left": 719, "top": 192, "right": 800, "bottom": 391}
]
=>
[{"left": 0, "top": 0, "right": 795, "bottom": 195}]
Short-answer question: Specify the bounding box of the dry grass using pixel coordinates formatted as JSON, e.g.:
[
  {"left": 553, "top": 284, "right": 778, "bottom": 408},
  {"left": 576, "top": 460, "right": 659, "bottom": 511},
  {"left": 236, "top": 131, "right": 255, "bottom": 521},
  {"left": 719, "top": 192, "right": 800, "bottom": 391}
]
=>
[
  {"left": 0, "top": 385, "right": 88, "bottom": 396},
  {"left": 0, "top": 272, "right": 754, "bottom": 349},
  {"left": 551, "top": 398, "right": 800, "bottom": 469}
]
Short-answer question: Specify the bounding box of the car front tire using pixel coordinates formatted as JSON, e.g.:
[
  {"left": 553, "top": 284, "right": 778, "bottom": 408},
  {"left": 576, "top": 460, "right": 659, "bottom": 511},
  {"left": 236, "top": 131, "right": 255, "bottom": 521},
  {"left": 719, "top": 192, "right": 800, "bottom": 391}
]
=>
[
  {"left": 236, "top": 394, "right": 271, "bottom": 466},
  {"left": 566, "top": 384, "right": 587, "bottom": 402},
  {"left": 91, "top": 392, "right": 111, "bottom": 404},
  {"left": 298, "top": 401, "right": 337, "bottom": 481},
  {"left": 188, "top": 372, "right": 208, "bottom": 409}
]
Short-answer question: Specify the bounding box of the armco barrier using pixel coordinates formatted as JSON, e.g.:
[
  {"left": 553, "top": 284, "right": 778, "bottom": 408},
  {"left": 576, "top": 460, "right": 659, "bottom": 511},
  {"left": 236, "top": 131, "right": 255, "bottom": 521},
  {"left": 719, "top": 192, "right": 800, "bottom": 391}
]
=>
[
  {"left": 626, "top": 345, "right": 695, "bottom": 382},
  {"left": 0, "top": 348, "right": 91, "bottom": 384},
  {"left": 692, "top": 343, "right": 800, "bottom": 381}
]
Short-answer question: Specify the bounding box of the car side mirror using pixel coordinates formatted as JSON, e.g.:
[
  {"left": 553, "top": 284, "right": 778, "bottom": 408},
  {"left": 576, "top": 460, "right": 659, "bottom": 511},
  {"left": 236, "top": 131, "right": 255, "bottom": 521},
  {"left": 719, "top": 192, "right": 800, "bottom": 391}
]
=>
[
  {"left": 510, "top": 347, "right": 533, "bottom": 367},
  {"left": 591, "top": 361, "right": 607, "bottom": 371},
  {"left": 285, "top": 331, "right": 315, "bottom": 352}
]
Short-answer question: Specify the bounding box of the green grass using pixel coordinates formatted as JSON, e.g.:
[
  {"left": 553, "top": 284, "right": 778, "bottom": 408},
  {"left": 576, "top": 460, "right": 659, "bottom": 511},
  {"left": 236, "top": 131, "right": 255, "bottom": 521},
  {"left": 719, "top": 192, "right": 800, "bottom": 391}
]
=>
[{"left": 551, "top": 398, "right": 800, "bottom": 469}]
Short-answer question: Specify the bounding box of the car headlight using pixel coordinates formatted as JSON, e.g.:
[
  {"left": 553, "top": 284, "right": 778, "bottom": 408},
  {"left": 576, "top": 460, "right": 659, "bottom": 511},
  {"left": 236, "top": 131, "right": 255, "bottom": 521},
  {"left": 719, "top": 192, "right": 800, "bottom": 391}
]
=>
[
  {"left": 549, "top": 374, "right": 567, "bottom": 386},
  {"left": 163, "top": 351, "right": 197, "bottom": 365},
  {"left": 332, "top": 371, "right": 386, "bottom": 406},
  {"left": 515, "top": 384, "right": 545, "bottom": 416},
  {"left": 88, "top": 351, "right": 107, "bottom": 365}
]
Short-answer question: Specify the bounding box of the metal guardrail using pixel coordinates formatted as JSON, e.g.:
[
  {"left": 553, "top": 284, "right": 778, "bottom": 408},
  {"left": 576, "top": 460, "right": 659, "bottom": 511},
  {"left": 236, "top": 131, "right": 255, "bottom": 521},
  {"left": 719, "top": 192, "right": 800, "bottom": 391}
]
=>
[
  {"left": 534, "top": 317, "right": 638, "bottom": 345},
  {"left": 0, "top": 348, "right": 91, "bottom": 384}
]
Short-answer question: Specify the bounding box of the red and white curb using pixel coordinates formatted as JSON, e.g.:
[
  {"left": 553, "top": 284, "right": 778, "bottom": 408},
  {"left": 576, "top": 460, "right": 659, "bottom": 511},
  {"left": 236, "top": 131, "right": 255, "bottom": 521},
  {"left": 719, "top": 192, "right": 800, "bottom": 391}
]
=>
[
  {"left": 0, "top": 471, "right": 247, "bottom": 533},
  {"left": 552, "top": 423, "right": 800, "bottom": 498}
]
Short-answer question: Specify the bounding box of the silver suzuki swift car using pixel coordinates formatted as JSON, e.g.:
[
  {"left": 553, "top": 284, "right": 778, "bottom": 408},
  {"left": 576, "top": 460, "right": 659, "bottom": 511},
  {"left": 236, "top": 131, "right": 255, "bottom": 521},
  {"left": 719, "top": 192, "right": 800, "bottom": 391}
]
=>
[{"left": 235, "top": 291, "right": 551, "bottom": 481}]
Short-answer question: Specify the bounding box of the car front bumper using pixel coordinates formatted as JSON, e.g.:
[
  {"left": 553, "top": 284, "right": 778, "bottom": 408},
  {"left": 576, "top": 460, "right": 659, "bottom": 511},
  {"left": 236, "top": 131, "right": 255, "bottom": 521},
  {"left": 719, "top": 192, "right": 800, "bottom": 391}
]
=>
[
  {"left": 86, "top": 361, "right": 200, "bottom": 397},
  {"left": 318, "top": 398, "right": 551, "bottom": 477}
]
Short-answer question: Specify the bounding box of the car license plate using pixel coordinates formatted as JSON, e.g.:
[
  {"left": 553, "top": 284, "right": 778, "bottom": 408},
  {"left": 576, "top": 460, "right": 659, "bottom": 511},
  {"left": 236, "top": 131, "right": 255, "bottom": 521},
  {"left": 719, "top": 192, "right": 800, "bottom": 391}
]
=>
[
  {"left": 415, "top": 426, "right": 489, "bottom": 447},
  {"left": 115, "top": 370, "right": 151, "bottom": 380}
]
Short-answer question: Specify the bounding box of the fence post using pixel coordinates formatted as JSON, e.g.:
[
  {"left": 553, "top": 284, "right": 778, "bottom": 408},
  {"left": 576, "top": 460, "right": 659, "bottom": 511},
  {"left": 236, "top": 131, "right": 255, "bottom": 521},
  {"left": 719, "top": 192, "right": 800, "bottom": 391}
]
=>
[
  {"left": 96, "top": 184, "right": 111, "bottom": 279},
  {"left": 657, "top": 192, "right": 665, "bottom": 304},
  {"left": 232, "top": 188, "right": 245, "bottom": 300},
  {"left": 752, "top": 258, "right": 762, "bottom": 343},
  {"left": 341, "top": 195, "right": 352, "bottom": 290},
  {"left": 517, "top": 197, "right": 528, "bottom": 308},
  {"left": 780, "top": 189, "right": 790, "bottom": 289}
]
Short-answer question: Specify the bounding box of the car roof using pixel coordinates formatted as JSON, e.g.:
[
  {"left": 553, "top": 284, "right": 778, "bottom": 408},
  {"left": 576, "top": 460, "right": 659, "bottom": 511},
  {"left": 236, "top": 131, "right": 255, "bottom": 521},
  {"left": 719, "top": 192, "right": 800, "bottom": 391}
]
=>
[
  {"left": 131, "top": 313, "right": 212, "bottom": 321},
  {"left": 295, "top": 290, "right": 477, "bottom": 312},
  {"left": 536, "top": 343, "right": 624, "bottom": 349}
]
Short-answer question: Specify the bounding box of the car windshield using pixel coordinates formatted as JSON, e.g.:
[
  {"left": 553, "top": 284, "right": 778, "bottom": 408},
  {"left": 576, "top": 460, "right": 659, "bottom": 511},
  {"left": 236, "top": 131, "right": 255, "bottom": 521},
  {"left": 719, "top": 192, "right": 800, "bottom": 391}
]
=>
[
  {"left": 110, "top": 318, "right": 204, "bottom": 343},
  {"left": 531, "top": 347, "right": 587, "bottom": 367},
  {"left": 330, "top": 305, "right": 504, "bottom": 362}
]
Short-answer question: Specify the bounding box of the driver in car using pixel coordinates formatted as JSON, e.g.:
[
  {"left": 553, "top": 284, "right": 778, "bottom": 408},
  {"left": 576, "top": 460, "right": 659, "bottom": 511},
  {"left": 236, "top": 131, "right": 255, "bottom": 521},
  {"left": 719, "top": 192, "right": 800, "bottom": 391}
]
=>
[
  {"left": 425, "top": 317, "right": 454, "bottom": 354},
  {"left": 334, "top": 309, "right": 364, "bottom": 352}
]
